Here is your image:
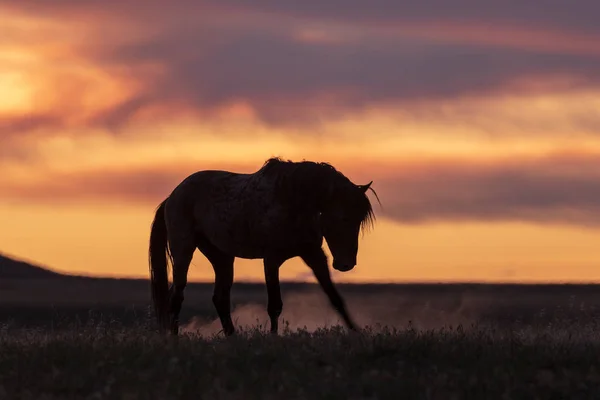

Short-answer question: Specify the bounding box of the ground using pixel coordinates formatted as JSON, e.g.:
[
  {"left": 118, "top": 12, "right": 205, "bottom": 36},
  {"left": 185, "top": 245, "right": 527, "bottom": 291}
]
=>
[{"left": 2, "top": 278, "right": 600, "bottom": 399}]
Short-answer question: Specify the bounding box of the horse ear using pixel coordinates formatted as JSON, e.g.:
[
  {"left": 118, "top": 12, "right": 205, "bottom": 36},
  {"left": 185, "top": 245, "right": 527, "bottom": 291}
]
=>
[{"left": 358, "top": 181, "right": 373, "bottom": 193}]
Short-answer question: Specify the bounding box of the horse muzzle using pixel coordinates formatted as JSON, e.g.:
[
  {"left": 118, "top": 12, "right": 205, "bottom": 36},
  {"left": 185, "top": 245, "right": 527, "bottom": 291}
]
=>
[{"left": 333, "top": 260, "right": 356, "bottom": 272}]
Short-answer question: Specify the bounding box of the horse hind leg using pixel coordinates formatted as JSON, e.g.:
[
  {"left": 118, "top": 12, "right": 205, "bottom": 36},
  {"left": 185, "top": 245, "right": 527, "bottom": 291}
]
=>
[{"left": 168, "top": 238, "right": 195, "bottom": 336}]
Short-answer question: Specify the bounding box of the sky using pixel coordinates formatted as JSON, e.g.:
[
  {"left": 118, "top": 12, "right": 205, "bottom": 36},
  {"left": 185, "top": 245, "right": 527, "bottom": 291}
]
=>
[{"left": 1, "top": 1, "right": 600, "bottom": 283}]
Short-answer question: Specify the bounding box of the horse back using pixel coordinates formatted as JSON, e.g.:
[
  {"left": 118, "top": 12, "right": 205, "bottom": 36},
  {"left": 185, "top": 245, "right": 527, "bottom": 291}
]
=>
[{"left": 166, "top": 169, "right": 322, "bottom": 259}]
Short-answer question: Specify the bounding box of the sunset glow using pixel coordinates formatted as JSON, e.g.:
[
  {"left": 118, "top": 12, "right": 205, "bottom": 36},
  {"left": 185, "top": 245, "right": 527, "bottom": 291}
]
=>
[{"left": 2, "top": 1, "right": 600, "bottom": 283}]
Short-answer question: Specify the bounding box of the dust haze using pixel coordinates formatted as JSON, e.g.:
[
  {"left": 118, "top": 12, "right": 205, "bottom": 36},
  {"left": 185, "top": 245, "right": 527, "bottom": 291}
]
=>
[{"left": 181, "top": 288, "right": 491, "bottom": 338}]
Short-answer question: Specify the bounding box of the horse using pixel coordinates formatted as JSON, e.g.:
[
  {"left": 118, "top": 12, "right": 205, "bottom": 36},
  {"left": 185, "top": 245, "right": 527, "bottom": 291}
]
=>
[{"left": 148, "top": 157, "right": 379, "bottom": 336}]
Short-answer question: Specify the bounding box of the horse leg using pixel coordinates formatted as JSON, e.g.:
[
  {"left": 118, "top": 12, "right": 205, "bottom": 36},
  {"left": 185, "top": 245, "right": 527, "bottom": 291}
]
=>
[
  {"left": 300, "top": 247, "right": 358, "bottom": 332},
  {"left": 196, "top": 235, "right": 236, "bottom": 336},
  {"left": 168, "top": 239, "right": 195, "bottom": 336},
  {"left": 263, "top": 256, "right": 285, "bottom": 335},
  {"left": 212, "top": 258, "right": 235, "bottom": 336}
]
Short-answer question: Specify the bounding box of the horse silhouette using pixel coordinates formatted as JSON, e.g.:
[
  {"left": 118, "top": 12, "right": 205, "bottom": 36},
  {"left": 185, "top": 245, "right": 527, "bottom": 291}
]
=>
[{"left": 149, "top": 157, "right": 379, "bottom": 336}]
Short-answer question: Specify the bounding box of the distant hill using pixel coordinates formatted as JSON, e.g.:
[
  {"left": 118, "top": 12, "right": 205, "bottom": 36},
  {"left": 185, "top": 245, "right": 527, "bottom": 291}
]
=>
[{"left": 0, "top": 253, "right": 66, "bottom": 279}]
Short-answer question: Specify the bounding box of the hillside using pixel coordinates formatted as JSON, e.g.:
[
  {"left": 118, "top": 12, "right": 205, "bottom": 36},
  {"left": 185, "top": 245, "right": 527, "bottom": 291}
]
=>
[{"left": 0, "top": 253, "right": 66, "bottom": 279}]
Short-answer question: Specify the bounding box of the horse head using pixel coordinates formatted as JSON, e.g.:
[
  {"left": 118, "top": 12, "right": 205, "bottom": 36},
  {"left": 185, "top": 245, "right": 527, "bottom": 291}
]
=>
[{"left": 320, "top": 180, "right": 377, "bottom": 272}]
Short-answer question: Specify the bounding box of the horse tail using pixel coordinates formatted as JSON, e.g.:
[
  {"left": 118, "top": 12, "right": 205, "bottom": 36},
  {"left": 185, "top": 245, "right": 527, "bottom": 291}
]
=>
[{"left": 149, "top": 198, "right": 170, "bottom": 330}]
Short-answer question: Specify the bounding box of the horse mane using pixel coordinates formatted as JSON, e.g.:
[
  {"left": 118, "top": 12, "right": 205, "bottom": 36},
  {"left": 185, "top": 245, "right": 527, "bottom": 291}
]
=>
[{"left": 258, "top": 157, "right": 376, "bottom": 232}]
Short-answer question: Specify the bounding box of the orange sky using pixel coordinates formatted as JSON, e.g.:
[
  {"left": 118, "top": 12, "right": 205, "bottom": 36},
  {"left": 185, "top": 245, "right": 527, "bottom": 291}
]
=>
[{"left": 2, "top": 1, "right": 600, "bottom": 283}]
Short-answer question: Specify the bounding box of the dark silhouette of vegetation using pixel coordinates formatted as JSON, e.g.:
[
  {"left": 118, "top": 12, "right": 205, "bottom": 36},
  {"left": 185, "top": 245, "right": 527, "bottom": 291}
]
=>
[
  {"left": 2, "top": 292, "right": 600, "bottom": 399},
  {"left": 3, "top": 255, "right": 600, "bottom": 397}
]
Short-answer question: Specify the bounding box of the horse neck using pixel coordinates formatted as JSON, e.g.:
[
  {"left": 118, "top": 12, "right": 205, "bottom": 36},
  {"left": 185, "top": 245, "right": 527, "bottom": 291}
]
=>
[
  {"left": 278, "top": 169, "right": 338, "bottom": 213},
  {"left": 300, "top": 173, "right": 340, "bottom": 213}
]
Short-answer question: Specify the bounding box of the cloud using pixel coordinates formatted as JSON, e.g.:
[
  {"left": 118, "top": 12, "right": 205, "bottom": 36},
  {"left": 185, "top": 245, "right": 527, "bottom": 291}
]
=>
[
  {"left": 2, "top": 153, "right": 600, "bottom": 227},
  {"left": 0, "top": 160, "right": 258, "bottom": 205},
  {"left": 96, "top": 31, "right": 600, "bottom": 127},
  {"left": 204, "top": 0, "right": 600, "bottom": 36},
  {"left": 0, "top": 114, "right": 66, "bottom": 137},
  {"left": 0, "top": 168, "right": 179, "bottom": 205},
  {"left": 87, "top": 12, "right": 600, "bottom": 128},
  {"left": 2, "top": 0, "right": 600, "bottom": 132},
  {"left": 3, "top": 0, "right": 600, "bottom": 35},
  {"left": 369, "top": 153, "right": 600, "bottom": 227}
]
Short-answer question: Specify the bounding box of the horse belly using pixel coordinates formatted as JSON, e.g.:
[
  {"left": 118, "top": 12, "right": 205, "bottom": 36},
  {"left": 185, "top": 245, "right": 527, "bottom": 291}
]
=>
[
  {"left": 227, "top": 230, "right": 318, "bottom": 259},
  {"left": 242, "top": 219, "right": 323, "bottom": 259},
  {"left": 193, "top": 208, "right": 268, "bottom": 259},
  {"left": 198, "top": 216, "right": 321, "bottom": 260},
  {"left": 205, "top": 230, "right": 269, "bottom": 259}
]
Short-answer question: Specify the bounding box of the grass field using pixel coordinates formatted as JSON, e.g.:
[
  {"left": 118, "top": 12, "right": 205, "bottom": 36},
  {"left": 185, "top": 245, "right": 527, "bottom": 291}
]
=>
[{"left": 2, "top": 279, "right": 600, "bottom": 399}]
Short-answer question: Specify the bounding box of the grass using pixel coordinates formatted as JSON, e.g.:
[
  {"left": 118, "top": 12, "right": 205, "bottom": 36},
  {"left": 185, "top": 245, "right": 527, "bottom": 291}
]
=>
[
  {"left": 4, "top": 281, "right": 600, "bottom": 398},
  {"left": 2, "top": 318, "right": 600, "bottom": 399}
]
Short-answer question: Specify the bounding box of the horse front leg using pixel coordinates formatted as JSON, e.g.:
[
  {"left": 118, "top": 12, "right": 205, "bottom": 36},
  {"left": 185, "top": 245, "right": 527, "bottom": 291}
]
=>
[
  {"left": 211, "top": 257, "right": 236, "bottom": 337},
  {"left": 300, "top": 247, "right": 358, "bottom": 332},
  {"left": 263, "top": 256, "right": 286, "bottom": 334}
]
